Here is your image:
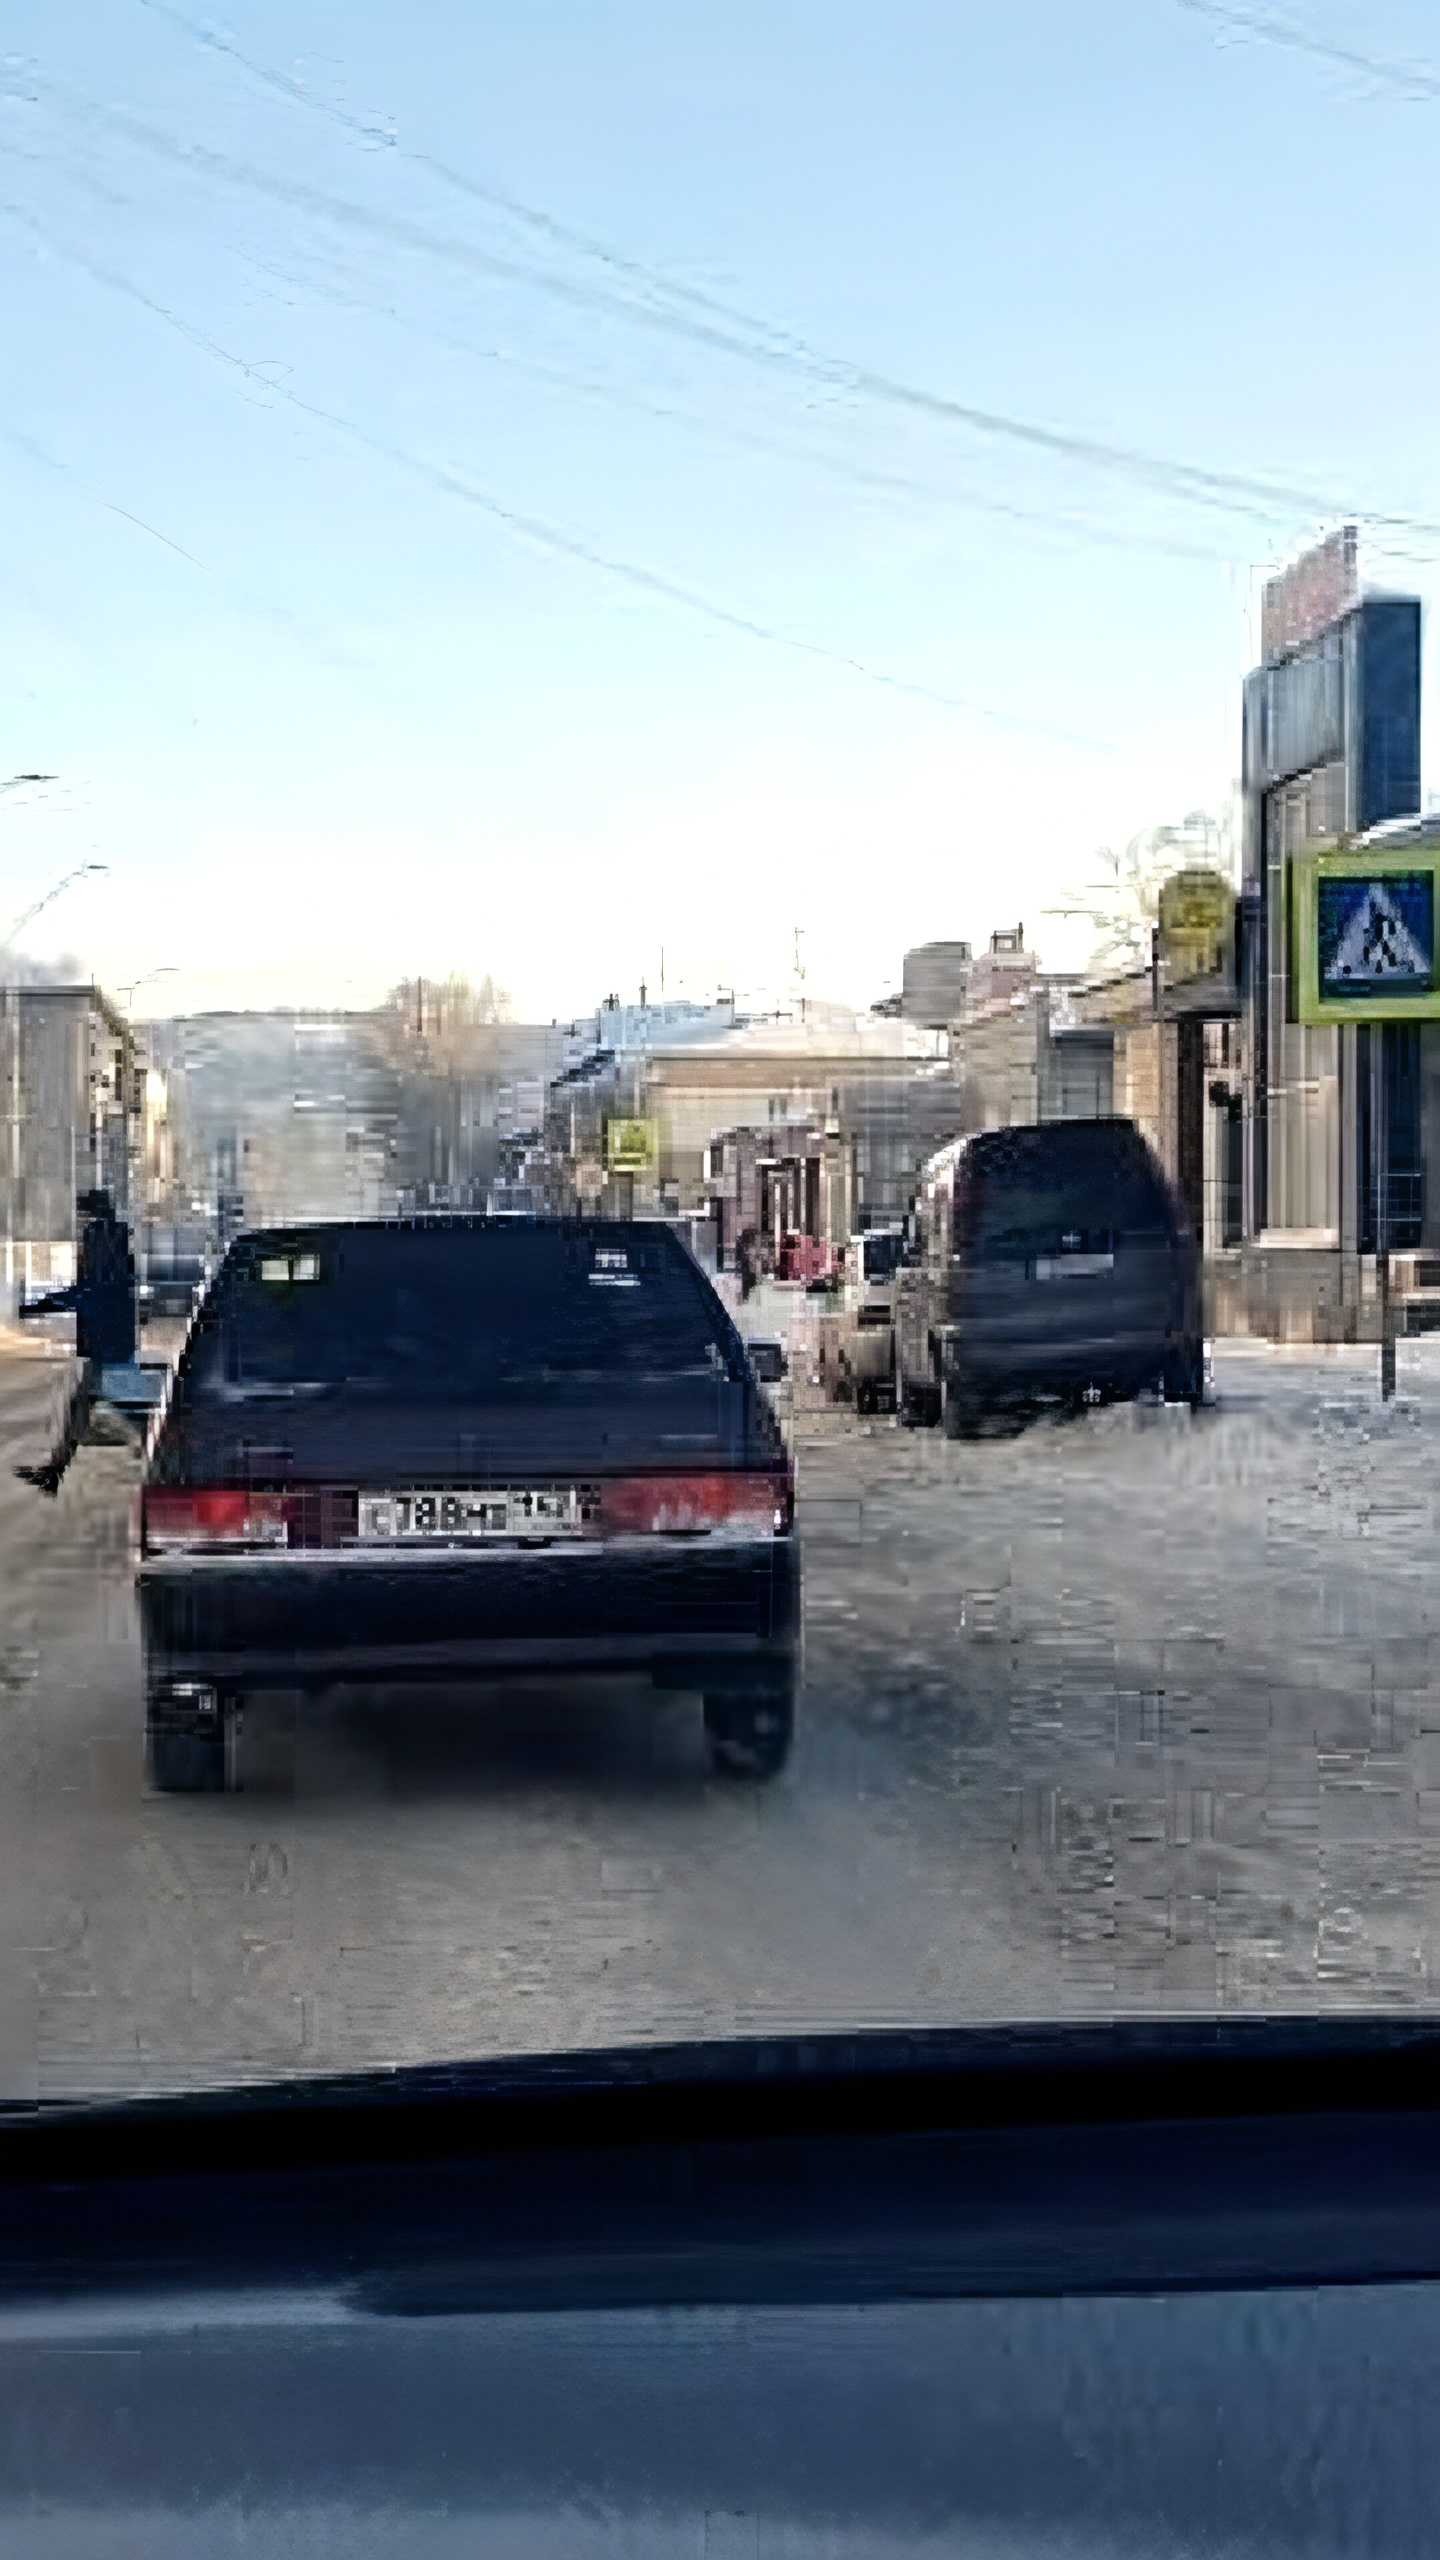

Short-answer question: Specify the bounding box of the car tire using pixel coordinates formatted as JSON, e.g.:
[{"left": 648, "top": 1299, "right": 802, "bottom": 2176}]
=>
[
  {"left": 146, "top": 1686, "right": 238, "bottom": 1793},
  {"left": 900, "top": 1380, "right": 933, "bottom": 1428},
  {"left": 943, "top": 1375, "right": 982, "bottom": 1439},
  {"left": 912, "top": 1339, "right": 941, "bottom": 1428},
  {"left": 704, "top": 1678, "right": 795, "bottom": 1780},
  {"left": 1163, "top": 1338, "right": 1205, "bottom": 1409}
]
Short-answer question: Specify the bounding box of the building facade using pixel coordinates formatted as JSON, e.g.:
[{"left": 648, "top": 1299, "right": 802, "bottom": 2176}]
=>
[
  {"left": 1227, "top": 532, "right": 1438, "bottom": 1335},
  {"left": 1, "top": 983, "right": 149, "bottom": 1309},
  {"left": 149, "top": 993, "right": 576, "bottom": 1240}
]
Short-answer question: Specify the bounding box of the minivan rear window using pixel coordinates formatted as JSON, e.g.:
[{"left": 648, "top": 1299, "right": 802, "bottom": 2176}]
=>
[
  {"left": 965, "top": 1125, "right": 1174, "bottom": 1254},
  {"left": 188, "top": 1225, "right": 739, "bottom": 1402}
]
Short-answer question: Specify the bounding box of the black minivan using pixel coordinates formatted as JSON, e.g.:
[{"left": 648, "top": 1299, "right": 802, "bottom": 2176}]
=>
[
  {"left": 894, "top": 1119, "right": 1204, "bottom": 1434},
  {"left": 139, "top": 1218, "right": 799, "bottom": 1789}
]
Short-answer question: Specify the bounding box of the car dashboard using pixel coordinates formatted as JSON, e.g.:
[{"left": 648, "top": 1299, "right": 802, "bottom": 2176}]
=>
[{"left": 3, "top": 2021, "right": 1437, "bottom": 2555}]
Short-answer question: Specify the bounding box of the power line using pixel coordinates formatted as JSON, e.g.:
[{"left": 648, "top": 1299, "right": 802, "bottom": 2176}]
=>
[
  {"left": 122, "top": 3, "right": 1440, "bottom": 541},
  {"left": 1176, "top": 0, "right": 1440, "bottom": 103},
  {"left": 4, "top": 200, "right": 1119, "bottom": 753},
  {"left": 0, "top": 113, "right": 1291, "bottom": 571}
]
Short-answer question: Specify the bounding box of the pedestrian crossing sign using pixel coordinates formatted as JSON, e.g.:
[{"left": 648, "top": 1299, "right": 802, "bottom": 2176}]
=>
[
  {"left": 1319, "top": 874, "right": 1433, "bottom": 998},
  {"left": 1292, "top": 847, "right": 1440, "bottom": 1022}
]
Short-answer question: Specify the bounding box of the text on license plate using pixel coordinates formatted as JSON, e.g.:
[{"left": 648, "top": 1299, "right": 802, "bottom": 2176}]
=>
[
  {"left": 357, "top": 1490, "right": 592, "bottom": 1541},
  {"left": 1033, "top": 1252, "right": 1115, "bottom": 1280}
]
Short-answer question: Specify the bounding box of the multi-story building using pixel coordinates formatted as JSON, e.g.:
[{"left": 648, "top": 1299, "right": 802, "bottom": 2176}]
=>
[
  {"left": 1226, "top": 530, "right": 1438, "bottom": 1337},
  {"left": 147, "top": 1012, "right": 403, "bottom": 1240},
  {"left": 901, "top": 942, "right": 972, "bottom": 1029},
  {"left": 949, "top": 924, "right": 1117, "bottom": 1130},
  {"left": 544, "top": 1000, "right": 968, "bottom": 1260},
  {"left": 1, "top": 982, "right": 149, "bottom": 1309},
  {"left": 149, "top": 989, "right": 576, "bottom": 1240}
]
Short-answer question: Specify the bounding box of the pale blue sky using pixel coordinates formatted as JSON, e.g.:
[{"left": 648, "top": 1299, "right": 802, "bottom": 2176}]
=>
[{"left": 3, "top": 1, "right": 1437, "bottom": 1017}]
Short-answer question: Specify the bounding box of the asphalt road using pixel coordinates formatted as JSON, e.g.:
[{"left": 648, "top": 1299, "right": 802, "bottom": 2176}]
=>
[{"left": 2, "top": 1312, "right": 1438, "bottom": 2098}]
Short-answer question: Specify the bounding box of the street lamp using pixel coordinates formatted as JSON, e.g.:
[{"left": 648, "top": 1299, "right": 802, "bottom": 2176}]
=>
[
  {"left": 117, "top": 966, "right": 179, "bottom": 1014},
  {"left": 2, "top": 861, "right": 108, "bottom": 957}
]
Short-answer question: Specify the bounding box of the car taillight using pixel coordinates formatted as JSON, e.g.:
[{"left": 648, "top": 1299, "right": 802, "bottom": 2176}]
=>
[
  {"left": 142, "top": 1489, "right": 290, "bottom": 1553},
  {"left": 602, "top": 1469, "right": 792, "bottom": 1538}
]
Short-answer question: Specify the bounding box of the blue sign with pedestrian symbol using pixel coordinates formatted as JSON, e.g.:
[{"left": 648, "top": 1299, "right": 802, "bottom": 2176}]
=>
[{"left": 1317, "top": 873, "right": 1435, "bottom": 1001}]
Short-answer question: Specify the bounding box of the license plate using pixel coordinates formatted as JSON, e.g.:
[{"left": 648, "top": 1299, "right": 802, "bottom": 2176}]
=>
[
  {"left": 357, "top": 1489, "right": 592, "bottom": 1543},
  {"left": 1033, "top": 1252, "right": 1114, "bottom": 1280}
]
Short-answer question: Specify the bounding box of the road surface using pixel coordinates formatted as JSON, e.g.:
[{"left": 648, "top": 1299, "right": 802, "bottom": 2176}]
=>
[{"left": 1, "top": 1315, "right": 1437, "bottom": 2097}]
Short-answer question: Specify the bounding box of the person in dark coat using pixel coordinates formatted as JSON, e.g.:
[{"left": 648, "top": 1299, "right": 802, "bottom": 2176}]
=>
[
  {"left": 15, "top": 1191, "right": 137, "bottom": 1496},
  {"left": 736, "top": 1227, "right": 757, "bottom": 1303}
]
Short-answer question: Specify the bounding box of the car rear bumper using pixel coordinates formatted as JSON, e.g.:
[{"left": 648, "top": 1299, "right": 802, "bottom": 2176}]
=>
[
  {"left": 139, "top": 1536, "right": 802, "bottom": 1693},
  {"left": 942, "top": 1323, "right": 1200, "bottom": 1400}
]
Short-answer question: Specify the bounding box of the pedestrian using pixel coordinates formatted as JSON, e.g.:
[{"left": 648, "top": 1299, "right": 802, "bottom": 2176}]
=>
[
  {"left": 15, "top": 1191, "right": 137, "bottom": 1497},
  {"left": 737, "top": 1228, "right": 756, "bottom": 1303}
]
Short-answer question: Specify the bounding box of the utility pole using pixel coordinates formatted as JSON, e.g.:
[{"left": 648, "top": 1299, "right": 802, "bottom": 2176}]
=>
[
  {"left": 1151, "top": 924, "right": 1168, "bottom": 1184},
  {"left": 1375, "top": 1029, "right": 1396, "bottom": 1400}
]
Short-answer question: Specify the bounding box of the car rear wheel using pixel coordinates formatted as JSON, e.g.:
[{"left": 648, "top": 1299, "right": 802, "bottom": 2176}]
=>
[
  {"left": 703, "top": 1677, "right": 795, "bottom": 1779},
  {"left": 943, "top": 1374, "right": 983, "bottom": 1439},
  {"left": 1163, "top": 1338, "right": 1206, "bottom": 1409},
  {"left": 896, "top": 1347, "right": 939, "bottom": 1428},
  {"left": 146, "top": 1682, "right": 240, "bottom": 1794}
]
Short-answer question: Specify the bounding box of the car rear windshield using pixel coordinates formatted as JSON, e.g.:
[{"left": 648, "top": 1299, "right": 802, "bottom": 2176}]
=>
[
  {"left": 964, "top": 1125, "right": 1176, "bottom": 1253},
  {"left": 188, "top": 1225, "right": 741, "bottom": 1402}
]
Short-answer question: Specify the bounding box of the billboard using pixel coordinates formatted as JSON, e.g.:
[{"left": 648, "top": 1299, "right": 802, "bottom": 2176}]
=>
[
  {"left": 1292, "top": 847, "right": 1440, "bottom": 1023},
  {"left": 1261, "top": 525, "right": 1357, "bottom": 666}
]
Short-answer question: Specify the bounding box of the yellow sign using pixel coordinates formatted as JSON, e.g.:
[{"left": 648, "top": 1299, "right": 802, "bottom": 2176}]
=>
[
  {"left": 605, "top": 1117, "right": 656, "bottom": 1174},
  {"left": 1158, "top": 867, "right": 1235, "bottom": 983}
]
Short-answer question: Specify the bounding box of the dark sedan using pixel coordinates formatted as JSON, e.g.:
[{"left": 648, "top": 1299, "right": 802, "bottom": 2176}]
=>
[{"left": 139, "top": 1219, "right": 799, "bottom": 1789}]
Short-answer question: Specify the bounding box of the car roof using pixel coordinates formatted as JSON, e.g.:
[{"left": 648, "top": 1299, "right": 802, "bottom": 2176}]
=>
[
  {"left": 219, "top": 1214, "right": 686, "bottom": 1254},
  {"left": 967, "top": 1117, "right": 1140, "bottom": 1159},
  {"left": 920, "top": 1119, "right": 1145, "bottom": 1185}
]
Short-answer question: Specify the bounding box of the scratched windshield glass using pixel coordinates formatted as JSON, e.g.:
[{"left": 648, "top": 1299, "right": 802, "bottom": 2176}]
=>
[{"left": 2, "top": 2, "right": 1438, "bottom": 2098}]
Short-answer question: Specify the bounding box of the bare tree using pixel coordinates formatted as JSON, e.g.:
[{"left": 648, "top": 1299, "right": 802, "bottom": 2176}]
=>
[
  {"left": 464, "top": 972, "right": 511, "bottom": 1027},
  {"left": 1047, "top": 807, "right": 1235, "bottom": 976},
  {"left": 382, "top": 971, "right": 511, "bottom": 1036}
]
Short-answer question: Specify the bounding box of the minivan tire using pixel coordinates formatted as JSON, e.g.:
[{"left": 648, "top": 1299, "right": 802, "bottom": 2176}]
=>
[
  {"left": 943, "top": 1376, "right": 983, "bottom": 1440},
  {"left": 899, "top": 1347, "right": 940, "bottom": 1427},
  {"left": 704, "top": 1678, "right": 795, "bottom": 1779},
  {"left": 1163, "top": 1338, "right": 1206, "bottom": 1410}
]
